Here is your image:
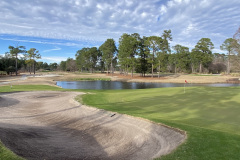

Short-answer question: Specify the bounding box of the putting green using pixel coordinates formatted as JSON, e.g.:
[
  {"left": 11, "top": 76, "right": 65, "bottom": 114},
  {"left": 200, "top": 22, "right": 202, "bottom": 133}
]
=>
[
  {"left": 1, "top": 85, "right": 240, "bottom": 159},
  {"left": 82, "top": 86, "right": 240, "bottom": 160}
]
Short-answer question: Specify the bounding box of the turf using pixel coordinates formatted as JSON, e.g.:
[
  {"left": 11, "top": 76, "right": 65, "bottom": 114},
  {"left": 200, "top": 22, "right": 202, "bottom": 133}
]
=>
[
  {"left": 0, "top": 141, "right": 23, "bottom": 160},
  {"left": 0, "top": 85, "right": 65, "bottom": 92},
  {"left": 1, "top": 85, "right": 240, "bottom": 159},
  {"left": 82, "top": 86, "right": 240, "bottom": 160}
]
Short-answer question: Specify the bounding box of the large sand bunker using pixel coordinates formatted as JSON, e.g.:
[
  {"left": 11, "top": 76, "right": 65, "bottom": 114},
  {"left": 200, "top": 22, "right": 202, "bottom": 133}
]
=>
[{"left": 0, "top": 91, "right": 186, "bottom": 160}]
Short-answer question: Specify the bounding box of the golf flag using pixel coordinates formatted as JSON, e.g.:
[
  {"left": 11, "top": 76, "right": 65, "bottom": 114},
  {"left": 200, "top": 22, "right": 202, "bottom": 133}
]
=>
[{"left": 185, "top": 80, "right": 188, "bottom": 83}]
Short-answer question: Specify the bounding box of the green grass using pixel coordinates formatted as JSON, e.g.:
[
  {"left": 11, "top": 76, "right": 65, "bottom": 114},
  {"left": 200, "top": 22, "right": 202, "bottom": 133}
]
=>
[
  {"left": 81, "top": 86, "right": 240, "bottom": 160},
  {"left": 71, "top": 78, "right": 111, "bottom": 81},
  {"left": 0, "top": 71, "right": 7, "bottom": 75},
  {"left": 0, "top": 141, "right": 23, "bottom": 160},
  {"left": 0, "top": 85, "right": 65, "bottom": 92},
  {"left": 1, "top": 85, "right": 240, "bottom": 159}
]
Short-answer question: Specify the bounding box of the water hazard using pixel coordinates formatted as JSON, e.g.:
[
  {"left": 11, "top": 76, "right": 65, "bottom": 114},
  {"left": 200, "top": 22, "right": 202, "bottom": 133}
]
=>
[{"left": 56, "top": 81, "right": 240, "bottom": 90}]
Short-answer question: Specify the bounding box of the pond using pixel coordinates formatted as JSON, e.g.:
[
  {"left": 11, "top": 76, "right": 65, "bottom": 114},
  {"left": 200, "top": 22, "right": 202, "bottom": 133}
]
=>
[{"left": 56, "top": 81, "right": 240, "bottom": 90}]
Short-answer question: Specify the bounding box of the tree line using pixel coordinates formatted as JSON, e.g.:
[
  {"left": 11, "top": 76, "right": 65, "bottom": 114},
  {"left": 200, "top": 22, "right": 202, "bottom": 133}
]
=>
[
  {"left": 1, "top": 27, "right": 240, "bottom": 76},
  {"left": 0, "top": 45, "right": 58, "bottom": 75},
  {"left": 60, "top": 28, "right": 240, "bottom": 76}
]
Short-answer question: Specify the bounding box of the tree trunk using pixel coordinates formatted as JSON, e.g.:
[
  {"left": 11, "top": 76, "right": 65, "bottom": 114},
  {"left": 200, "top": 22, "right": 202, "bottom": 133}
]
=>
[
  {"left": 29, "top": 66, "right": 31, "bottom": 74},
  {"left": 191, "top": 64, "right": 194, "bottom": 73},
  {"left": 111, "top": 60, "right": 113, "bottom": 76},
  {"left": 34, "top": 61, "right": 36, "bottom": 75},
  {"left": 158, "top": 60, "right": 160, "bottom": 78},
  {"left": 227, "top": 51, "right": 230, "bottom": 74},
  {"left": 152, "top": 63, "right": 154, "bottom": 78},
  {"left": 131, "top": 68, "right": 133, "bottom": 78},
  {"left": 199, "top": 62, "right": 202, "bottom": 73},
  {"left": 15, "top": 55, "right": 18, "bottom": 76}
]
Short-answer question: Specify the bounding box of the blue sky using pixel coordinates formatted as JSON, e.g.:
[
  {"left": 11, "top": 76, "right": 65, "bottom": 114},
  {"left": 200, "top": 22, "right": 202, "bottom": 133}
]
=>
[{"left": 0, "top": 0, "right": 240, "bottom": 63}]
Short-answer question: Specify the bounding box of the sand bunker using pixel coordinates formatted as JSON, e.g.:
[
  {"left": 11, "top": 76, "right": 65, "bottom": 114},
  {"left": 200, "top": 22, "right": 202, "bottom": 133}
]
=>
[{"left": 0, "top": 91, "right": 186, "bottom": 160}]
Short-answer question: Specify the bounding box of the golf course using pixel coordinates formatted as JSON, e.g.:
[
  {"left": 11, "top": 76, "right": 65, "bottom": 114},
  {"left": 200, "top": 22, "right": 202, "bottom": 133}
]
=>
[
  {"left": 0, "top": 81, "right": 240, "bottom": 159},
  {"left": 83, "top": 86, "right": 240, "bottom": 160}
]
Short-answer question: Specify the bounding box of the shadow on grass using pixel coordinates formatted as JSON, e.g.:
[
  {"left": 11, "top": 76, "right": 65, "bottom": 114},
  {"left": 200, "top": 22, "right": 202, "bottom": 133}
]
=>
[{"left": 84, "top": 87, "right": 240, "bottom": 134}]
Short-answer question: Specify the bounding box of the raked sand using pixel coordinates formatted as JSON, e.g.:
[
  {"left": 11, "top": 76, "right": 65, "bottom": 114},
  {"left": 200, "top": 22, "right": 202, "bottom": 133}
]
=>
[{"left": 0, "top": 91, "right": 186, "bottom": 160}]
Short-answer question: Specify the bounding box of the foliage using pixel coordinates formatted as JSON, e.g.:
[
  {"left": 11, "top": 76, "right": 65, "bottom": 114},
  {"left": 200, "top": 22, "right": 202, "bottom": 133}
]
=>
[
  {"left": 0, "top": 53, "right": 25, "bottom": 75},
  {"left": 135, "top": 36, "right": 151, "bottom": 76},
  {"left": 25, "top": 48, "right": 41, "bottom": 74},
  {"left": 145, "top": 36, "right": 163, "bottom": 77},
  {"left": 118, "top": 33, "right": 140, "bottom": 77},
  {"left": 220, "top": 38, "right": 238, "bottom": 74},
  {"left": 66, "top": 58, "right": 77, "bottom": 72},
  {"left": 8, "top": 45, "right": 26, "bottom": 75},
  {"left": 59, "top": 61, "right": 67, "bottom": 71},
  {"left": 2, "top": 30, "right": 240, "bottom": 75},
  {"left": 170, "top": 44, "right": 191, "bottom": 73},
  {"left": 99, "top": 39, "right": 117, "bottom": 75},
  {"left": 49, "top": 63, "right": 58, "bottom": 71},
  {"left": 191, "top": 38, "right": 214, "bottom": 73},
  {"left": 75, "top": 47, "right": 99, "bottom": 73}
]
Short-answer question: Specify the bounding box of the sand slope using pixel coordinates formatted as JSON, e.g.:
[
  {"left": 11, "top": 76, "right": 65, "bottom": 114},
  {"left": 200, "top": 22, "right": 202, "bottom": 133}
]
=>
[{"left": 0, "top": 91, "right": 186, "bottom": 160}]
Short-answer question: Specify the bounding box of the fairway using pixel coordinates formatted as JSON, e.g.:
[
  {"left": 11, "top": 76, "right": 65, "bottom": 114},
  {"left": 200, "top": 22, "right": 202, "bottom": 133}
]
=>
[
  {"left": 82, "top": 86, "right": 240, "bottom": 160},
  {"left": 1, "top": 85, "right": 240, "bottom": 159}
]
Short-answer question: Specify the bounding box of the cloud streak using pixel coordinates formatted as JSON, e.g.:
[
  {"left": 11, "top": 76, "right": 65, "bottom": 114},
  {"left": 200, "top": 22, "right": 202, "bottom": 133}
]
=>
[
  {"left": 42, "top": 47, "right": 61, "bottom": 53},
  {"left": 0, "top": 0, "right": 240, "bottom": 51}
]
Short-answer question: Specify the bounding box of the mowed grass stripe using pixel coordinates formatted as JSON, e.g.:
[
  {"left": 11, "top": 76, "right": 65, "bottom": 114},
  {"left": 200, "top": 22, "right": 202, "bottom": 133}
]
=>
[
  {"left": 82, "top": 86, "right": 240, "bottom": 160},
  {"left": 83, "top": 87, "right": 240, "bottom": 134},
  {"left": 1, "top": 85, "right": 240, "bottom": 159}
]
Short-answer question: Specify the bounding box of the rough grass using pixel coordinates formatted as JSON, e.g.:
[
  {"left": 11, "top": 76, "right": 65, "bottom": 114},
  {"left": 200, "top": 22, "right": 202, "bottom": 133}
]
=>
[
  {"left": 0, "top": 85, "right": 65, "bottom": 92},
  {"left": 82, "top": 86, "right": 240, "bottom": 160},
  {"left": 0, "top": 141, "right": 23, "bottom": 160},
  {"left": 0, "top": 71, "right": 7, "bottom": 75},
  {"left": 189, "top": 74, "right": 220, "bottom": 76}
]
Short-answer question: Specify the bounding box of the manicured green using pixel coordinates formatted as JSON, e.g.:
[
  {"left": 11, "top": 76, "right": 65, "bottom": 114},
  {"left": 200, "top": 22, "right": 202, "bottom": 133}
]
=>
[
  {"left": 0, "top": 141, "right": 23, "bottom": 160},
  {"left": 82, "top": 86, "right": 240, "bottom": 160},
  {"left": 0, "top": 85, "right": 64, "bottom": 92},
  {"left": 1, "top": 85, "right": 240, "bottom": 159}
]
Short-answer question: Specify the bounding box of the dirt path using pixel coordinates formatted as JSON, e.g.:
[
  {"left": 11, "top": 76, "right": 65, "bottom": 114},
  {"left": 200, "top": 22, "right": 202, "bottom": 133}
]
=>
[{"left": 0, "top": 91, "right": 186, "bottom": 160}]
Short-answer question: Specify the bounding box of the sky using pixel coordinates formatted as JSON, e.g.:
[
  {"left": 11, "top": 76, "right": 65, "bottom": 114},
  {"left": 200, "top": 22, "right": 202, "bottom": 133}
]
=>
[{"left": 0, "top": 0, "right": 240, "bottom": 64}]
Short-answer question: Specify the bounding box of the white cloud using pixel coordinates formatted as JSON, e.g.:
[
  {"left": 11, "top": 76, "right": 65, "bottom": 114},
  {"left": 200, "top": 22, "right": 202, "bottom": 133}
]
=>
[
  {"left": 41, "top": 56, "right": 71, "bottom": 63},
  {"left": 42, "top": 47, "right": 61, "bottom": 53},
  {"left": 0, "top": 0, "right": 240, "bottom": 52}
]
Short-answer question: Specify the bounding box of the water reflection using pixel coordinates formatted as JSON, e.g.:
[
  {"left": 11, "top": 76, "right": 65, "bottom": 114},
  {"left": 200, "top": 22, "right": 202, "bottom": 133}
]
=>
[{"left": 56, "top": 81, "right": 240, "bottom": 90}]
